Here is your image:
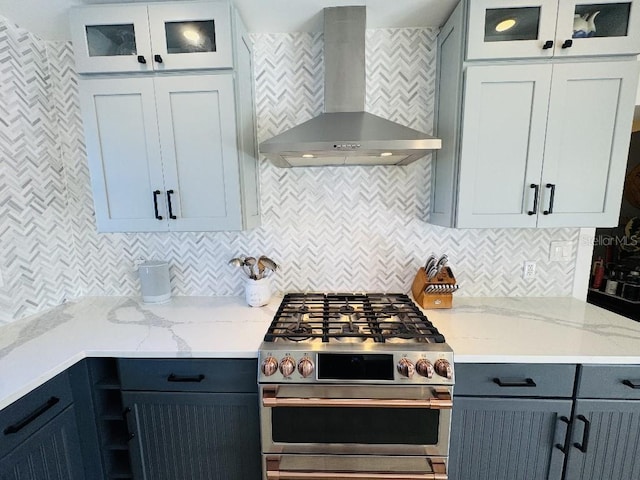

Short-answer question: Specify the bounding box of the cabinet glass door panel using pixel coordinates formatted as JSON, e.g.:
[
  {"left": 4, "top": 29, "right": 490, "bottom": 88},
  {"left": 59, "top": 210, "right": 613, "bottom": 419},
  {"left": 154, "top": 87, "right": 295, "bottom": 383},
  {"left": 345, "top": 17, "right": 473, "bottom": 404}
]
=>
[
  {"left": 484, "top": 7, "right": 541, "bottom": 42},
  {"left": 467, "top": 0, "right": 558, "bottom": 59},
  {"left": 148, "top": 3, "right": 233, "bottom": 70},
  {"left": 164, "top": 20, "right": 216, "bottom": 53},
  {"left": 69, "top": 5, "right": 153, "bottom": 73},
  {"left": 555, "top": 0, "right": 640, "bottom": 55},
  {"left": 85, "top": 24, "right": 137, "bottom": 57},
  {"left": 572, "top": 3, "right": 631, "bottom": 38}
]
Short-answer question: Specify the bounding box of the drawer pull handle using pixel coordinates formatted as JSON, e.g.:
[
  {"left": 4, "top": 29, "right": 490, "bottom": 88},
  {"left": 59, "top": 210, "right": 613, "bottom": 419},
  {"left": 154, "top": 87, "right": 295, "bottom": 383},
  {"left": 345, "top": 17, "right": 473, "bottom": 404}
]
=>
[
  {"left": 542, "top": 40, "right": 554, "bottom": 50},
  {"left": 137, "top": 55, "right": 147, "bottom": 64},
  {"left": 493, "top": 377, "right": 536, "bottom": 387},
  {"left": 622, "top": 379, "right": 640, "bottom": 389},
  {"left": 573, "top": 414, "right": 590, "bottom": 453},
  {"left": 167, "top": 374, "right": 205, "bottom": 383},
  {"left": 3, "top": 396, "right": 60, "bottom": 435},
  {"left": 554, "top": 416, "right": 571, "bottom": 454},
  {"left": 154, "top": 54, "right": 163, "bottom": 64}
]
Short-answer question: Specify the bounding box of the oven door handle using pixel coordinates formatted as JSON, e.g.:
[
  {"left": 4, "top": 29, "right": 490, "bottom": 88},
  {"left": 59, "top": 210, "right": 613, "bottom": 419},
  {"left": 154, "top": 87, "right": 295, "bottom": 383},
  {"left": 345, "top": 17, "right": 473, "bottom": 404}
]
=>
[
  {"left": 262, "top": 390, "right": 452, "bottom": 410},
  {"left": 266, "top": 457, "right": 447, "bottom": 480},
  {"left": 266, "top": 473, "right": 447, "bottom": 480}
]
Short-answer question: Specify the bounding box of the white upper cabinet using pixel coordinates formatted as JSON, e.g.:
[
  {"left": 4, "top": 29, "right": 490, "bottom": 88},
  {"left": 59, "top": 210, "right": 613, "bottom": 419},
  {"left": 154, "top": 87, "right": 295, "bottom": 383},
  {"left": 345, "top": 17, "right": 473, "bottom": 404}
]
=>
[
  {"left": 80, "top": 73, "right": 253, "bottom": 232},
  {"left": 453, "top": 61, "right": 639, "bottom": 228},
  {"left": 70, "top": 1, "right": 233, "bottom": 73},
  {"left": 431, "top": 2, "right": 640, "bottom": 229},
  {"left": 467, "top": 0, "right": 640, "bottom": 60},
  {"left": 73, "top": 4, "right": 260, "bottom": 233}
]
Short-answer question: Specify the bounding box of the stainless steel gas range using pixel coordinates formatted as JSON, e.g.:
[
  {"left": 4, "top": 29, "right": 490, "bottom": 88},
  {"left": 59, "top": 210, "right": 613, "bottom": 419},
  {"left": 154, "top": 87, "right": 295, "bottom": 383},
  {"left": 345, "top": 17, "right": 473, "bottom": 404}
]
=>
[{"left": 258, "top": 293, "right": 454, "bottom": 480}]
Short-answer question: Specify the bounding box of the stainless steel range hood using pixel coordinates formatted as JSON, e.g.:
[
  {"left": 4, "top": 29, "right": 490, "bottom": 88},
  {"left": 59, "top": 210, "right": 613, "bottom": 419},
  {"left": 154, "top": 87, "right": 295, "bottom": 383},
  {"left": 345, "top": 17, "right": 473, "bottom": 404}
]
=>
[{"left": 259, "top": 6, "right": 441, "bottom": 168}]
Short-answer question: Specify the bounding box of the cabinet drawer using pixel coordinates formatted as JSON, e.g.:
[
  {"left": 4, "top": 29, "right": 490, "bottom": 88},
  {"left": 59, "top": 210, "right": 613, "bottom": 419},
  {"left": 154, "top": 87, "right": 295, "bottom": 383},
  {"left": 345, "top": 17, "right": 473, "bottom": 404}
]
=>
[
  {"left": 0, "top": 371, "right": 73, "bottom": 456},
  {"left": 118, "top": 358, "right": 258, "bottom": 393},
  {"left": 577, "top": 365, "right": 640, "bottom": 399},
  {"left": 454, "top": 363, "right": 577, "bottom": 397}
]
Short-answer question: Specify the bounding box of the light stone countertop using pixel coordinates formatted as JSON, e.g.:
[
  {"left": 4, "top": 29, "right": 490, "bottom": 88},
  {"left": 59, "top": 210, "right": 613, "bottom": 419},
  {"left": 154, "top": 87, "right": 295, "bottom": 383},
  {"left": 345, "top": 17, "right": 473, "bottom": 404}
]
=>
[{"left": 2, "top": 294, "right": 640, "bottom": 410}]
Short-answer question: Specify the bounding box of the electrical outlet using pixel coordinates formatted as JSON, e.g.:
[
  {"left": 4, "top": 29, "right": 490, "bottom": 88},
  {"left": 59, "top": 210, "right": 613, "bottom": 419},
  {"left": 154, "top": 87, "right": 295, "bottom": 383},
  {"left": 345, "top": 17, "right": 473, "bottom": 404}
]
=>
[{"left": 523, "top": 261, "right": 536, "bottom": 279}]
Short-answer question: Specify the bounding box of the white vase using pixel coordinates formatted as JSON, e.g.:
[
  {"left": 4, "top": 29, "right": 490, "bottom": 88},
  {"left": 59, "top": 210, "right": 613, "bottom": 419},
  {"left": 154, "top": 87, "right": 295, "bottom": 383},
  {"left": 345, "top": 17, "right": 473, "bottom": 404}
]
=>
[{"left": 245, "top": 277, "right": 271, "bottom": 307}]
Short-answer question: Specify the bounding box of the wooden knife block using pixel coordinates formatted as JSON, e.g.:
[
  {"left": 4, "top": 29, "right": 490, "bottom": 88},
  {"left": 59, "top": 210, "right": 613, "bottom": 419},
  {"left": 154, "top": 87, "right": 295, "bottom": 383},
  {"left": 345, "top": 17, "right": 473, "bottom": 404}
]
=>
[{"left": 411, "top": 266, "right": 457, "bottom": 309}]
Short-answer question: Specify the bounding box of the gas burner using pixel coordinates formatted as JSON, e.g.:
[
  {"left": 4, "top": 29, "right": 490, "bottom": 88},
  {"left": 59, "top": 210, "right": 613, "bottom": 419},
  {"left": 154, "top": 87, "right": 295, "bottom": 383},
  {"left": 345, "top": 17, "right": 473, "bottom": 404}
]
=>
[
  {"left": 284, "top": 323, "right": 313, "bottom": 342},
  {"left": 339, "top": 305, "right": 355, "bottom": 315}
]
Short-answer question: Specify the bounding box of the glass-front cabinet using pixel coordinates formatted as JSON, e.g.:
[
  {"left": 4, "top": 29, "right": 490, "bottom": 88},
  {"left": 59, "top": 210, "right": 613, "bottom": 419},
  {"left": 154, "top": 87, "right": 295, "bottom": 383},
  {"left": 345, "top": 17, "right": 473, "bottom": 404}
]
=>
[
  {"left": 467, "top": 0, "right": 640, "bottom": 59},
  {"left": 69, "top": 2, "right": 233, "bottom": 73}
]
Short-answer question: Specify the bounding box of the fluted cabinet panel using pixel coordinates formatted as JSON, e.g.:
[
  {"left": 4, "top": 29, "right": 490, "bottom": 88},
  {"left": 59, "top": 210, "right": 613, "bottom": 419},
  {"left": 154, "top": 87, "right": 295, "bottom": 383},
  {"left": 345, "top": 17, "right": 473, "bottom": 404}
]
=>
[
  {"left": 449, "top": 397, "right": 570, "bottom": 480},
  {"left": 565, "top": 399, "right": 640, "bottom": 480},
  {"left": 0, "top": 407, "right": 83, "bottom": 480},
  {"left": 123, "top": 392, "right": 260, "bottom": 480}
]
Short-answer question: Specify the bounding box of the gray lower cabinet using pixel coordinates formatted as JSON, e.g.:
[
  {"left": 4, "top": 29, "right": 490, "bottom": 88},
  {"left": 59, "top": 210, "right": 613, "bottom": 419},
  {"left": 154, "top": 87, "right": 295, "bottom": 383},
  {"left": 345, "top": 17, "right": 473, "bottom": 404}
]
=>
[
  {"left": 0, "top": 371, "right": 85, "bottom": 480},
  {"left": 564, "top": 399, "right": 640, "bottom": 480},
  {"left": 564, "top": 365, "right": 640, "bottom": 480},
  {"left": 450, "top": 363, "right": 640, "bottom": 480},
  {"left": 449, "top": 397, "right": 571, "bottom": 480},
  {"left": 120, "top": 359, "right": 261, "bottom": 480},
  {"left": 0, "top": 405, "right": 83, "bottom": 480},
  {"left": 449, "top": 363, "right": 577, "bottom": 480}
]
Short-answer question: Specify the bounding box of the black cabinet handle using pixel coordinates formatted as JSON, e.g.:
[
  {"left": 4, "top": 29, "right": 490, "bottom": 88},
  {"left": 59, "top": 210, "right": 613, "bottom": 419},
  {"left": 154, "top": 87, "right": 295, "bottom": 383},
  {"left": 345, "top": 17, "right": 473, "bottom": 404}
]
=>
[
  {"left": 543, "top": 183, "right": 556, "bottom": 215},
  {"left": 554, "top": 416, "right": 571, "bottom": 454},
  {"left": 122, "top": 407, "right": 135, "bottom": 440},
  {"left": 137, "top": 55, "right": 147, "bottom": 64},
  {"left": 153, "top": 190, "right": 163, "bottom": 220},
  {"left": 562, "top": 39, "right": 573, "bottom": 49},
  {"left": 574, "top": 415, "right": 591, "bottom": 453},
  {"left": 3, "top": 396, "right": 60, "bottom": 435},
  {"left": 622, "top": 379, "right": 640, "bottom": 389},
  {"left": 154, "top": 54, "right": 163, "bottom": 63},
  {"left": 528, "top": 184, "right": 539, "bottom": 215},
  {"left": 493, "top": 377, "right": 537, "bottom": 387},
  {"left": 167, "top": 190, "right": 177, "bottom": 219},
  {"left": 542, "top": 40, "right": 554, "bottom": 50},
  {"left": 167, "top": 374, "right": 205, "bottom": 383}
]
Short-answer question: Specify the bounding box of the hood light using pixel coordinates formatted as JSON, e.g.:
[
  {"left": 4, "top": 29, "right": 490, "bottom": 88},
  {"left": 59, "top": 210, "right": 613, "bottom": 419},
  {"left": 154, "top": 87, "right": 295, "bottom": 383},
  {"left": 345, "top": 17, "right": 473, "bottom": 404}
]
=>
[
  {"left": 302, "top": 154, "right": 315, "bottom": 158},
  {"left": 380, "top": 152, "right": 393, "bottom": 157},
  {"left": 495, "top": 18, "right": 517, "bottom": 32}
]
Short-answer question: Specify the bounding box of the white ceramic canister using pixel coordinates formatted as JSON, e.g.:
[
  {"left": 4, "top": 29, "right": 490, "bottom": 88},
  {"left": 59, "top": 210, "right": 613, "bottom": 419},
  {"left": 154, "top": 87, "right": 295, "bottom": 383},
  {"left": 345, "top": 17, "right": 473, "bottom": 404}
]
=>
[
  {"left": 245, "top": 277, "right": 271, "bottom": 307},
  {"left": 138, "top": 260, "right": 171, "bottom": 304}
]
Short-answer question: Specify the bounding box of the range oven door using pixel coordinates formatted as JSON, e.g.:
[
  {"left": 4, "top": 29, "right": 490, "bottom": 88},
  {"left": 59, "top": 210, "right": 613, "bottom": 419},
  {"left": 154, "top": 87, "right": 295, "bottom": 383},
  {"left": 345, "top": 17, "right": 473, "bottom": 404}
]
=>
[
  {"left": 260, "top": 384, "right": 452, "bottom": 457},
  {"left": 264, "top": 454, "right": 448, "bottom": 479}
]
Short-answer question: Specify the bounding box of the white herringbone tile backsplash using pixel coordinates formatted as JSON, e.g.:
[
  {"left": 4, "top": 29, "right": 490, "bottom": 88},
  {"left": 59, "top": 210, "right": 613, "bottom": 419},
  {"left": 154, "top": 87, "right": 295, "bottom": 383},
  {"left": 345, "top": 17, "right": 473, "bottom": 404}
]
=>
[{"left": 0, "top": 19, "right": 580, "bottom": 323}]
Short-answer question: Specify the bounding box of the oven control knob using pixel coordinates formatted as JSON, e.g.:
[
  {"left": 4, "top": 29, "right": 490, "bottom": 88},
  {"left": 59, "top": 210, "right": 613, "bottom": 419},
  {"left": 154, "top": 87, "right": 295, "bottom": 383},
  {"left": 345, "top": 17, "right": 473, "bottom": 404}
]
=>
[
  {"left": 261, "top": 356, "right": 279, "bottom": 377},
  {"left": 279, "top": 356, "right": 296, "bottom": 377},
  {"left": 416, "top": 359, "right": 435, "bottom": 378},
  {"left": 397, "top": 358, "right": 415, "bottom": 378},
  {"left": 434, "top": 359, "right": 453, "bottom": 379},
  {"left": 297, "top": 357, "right": 315, "bottom": 378}
]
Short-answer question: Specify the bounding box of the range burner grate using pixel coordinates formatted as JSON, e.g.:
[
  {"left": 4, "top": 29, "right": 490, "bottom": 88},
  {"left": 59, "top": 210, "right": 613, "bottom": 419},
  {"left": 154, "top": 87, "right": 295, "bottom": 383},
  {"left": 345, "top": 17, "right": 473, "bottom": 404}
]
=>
[{"left": 264, "top": 293, "right": 445, "bottom": 343}]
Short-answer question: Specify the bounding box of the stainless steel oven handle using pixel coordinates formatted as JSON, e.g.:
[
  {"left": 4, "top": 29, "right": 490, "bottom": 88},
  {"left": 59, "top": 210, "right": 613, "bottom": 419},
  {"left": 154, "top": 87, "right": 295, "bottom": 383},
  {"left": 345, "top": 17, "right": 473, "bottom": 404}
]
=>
[
  {"left": 266, "top": 472, "right": 447, "bottom": 479},
  {"left": 266, "top": 458, "right": 447, "bottom": 479},
  {"left": 262, "top": 390, "right": 452, "bottom": 410}
]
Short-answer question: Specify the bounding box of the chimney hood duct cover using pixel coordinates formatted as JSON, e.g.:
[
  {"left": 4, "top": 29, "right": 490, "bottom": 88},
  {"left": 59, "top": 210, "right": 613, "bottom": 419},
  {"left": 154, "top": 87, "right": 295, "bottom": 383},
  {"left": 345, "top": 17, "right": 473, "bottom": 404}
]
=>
[{"left": 259, "top": 6, "right": 441, "bottom": 167}]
